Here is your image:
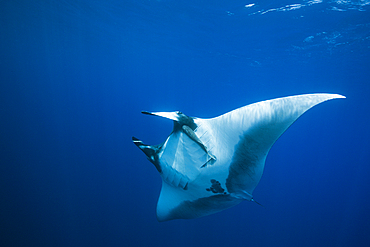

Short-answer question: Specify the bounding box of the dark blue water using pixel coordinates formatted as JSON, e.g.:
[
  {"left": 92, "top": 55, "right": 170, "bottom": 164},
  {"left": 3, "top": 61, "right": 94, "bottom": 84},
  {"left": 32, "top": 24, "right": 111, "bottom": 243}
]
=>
[{"left": 1, "top": 1, "right": 369, "bottom": 246}]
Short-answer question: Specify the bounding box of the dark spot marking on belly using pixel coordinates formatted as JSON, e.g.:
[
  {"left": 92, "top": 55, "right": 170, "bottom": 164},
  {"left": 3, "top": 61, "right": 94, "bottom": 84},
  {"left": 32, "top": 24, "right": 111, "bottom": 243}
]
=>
[{"left": 206, "top": 179, "right": 225, "bottom": 194}]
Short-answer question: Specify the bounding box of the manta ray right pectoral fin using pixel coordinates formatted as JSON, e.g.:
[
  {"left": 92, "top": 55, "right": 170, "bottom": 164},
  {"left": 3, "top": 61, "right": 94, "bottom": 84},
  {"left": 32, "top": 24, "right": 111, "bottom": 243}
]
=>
[{"left": 182, "top": 125, "right": 216, "bottom": 161}]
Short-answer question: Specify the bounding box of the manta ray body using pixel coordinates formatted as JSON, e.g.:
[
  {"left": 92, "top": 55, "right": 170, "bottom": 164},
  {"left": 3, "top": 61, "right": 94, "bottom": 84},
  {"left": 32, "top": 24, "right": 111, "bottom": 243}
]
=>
[{"left": 132, "top": 93, "right": 345, "bottom": 221}]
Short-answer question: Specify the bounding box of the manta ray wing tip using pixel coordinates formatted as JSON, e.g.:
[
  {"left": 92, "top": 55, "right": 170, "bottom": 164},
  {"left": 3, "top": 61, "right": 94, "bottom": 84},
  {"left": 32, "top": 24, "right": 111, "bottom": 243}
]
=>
[
  {"left": 327, "top": 93, "right": 346, "bottom": 99},
  {"left": 141, "top": 111, "right": 153, "bottom": 115}
]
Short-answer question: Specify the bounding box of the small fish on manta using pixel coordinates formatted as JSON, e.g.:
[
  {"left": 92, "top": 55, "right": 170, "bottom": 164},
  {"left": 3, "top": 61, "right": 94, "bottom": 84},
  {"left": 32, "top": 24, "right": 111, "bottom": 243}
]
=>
[{"left": 132, "top": 93, "right": 345, "bottom": 221}]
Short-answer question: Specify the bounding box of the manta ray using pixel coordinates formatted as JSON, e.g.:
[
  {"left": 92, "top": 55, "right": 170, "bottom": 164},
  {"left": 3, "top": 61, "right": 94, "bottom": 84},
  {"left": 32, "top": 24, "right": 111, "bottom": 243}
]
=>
[{"left": 132, "top": 93, "right": 345, "bottom": 221}]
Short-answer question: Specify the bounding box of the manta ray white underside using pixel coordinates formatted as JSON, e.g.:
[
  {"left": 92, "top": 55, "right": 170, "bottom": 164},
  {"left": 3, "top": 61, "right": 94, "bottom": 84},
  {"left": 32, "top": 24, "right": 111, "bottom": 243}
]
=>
[{"left": 132, "top": 93, "right": 345, "bottom": 221}]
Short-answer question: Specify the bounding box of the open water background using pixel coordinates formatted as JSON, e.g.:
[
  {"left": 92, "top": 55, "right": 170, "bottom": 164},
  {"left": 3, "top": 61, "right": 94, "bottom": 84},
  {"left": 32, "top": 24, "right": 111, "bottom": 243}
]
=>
[{"left": 1, "top": 1, "right": 369, "bottom": 246}]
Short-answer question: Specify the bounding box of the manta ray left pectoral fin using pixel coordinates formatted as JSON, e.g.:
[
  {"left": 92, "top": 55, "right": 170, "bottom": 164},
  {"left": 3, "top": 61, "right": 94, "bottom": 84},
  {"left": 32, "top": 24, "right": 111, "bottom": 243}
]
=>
[
  {"left": 141, "top": 110, "right": 216, "bottom": 164},
  {"left": 141, "top": 111, "right": 179, "bottom": 121},
  {"left": 136, "top": 111, "right": 214, "bottom": 190}
]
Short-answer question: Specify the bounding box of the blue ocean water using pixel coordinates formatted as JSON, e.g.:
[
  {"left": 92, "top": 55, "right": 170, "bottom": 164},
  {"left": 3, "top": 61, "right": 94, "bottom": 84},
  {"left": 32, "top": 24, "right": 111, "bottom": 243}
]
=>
[{"left": 1, "top": 0, "right": 369, "bottom": 246}]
